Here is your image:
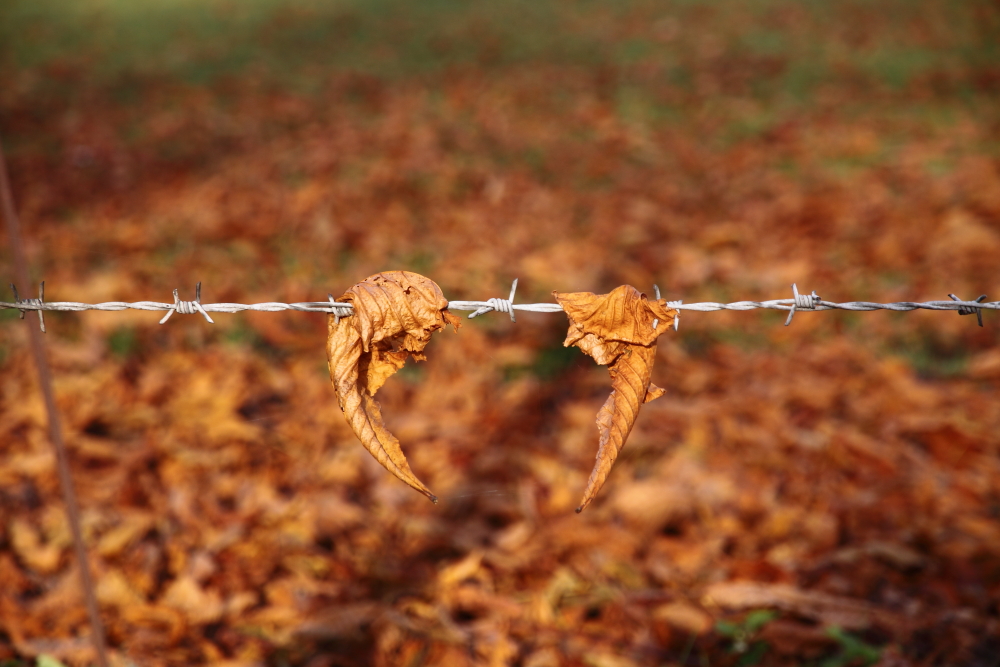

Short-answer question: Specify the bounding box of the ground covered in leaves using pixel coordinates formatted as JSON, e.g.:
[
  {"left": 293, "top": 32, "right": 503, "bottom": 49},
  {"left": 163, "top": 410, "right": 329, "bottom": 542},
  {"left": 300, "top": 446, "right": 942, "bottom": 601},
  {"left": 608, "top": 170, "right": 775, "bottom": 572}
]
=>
[{"left": 1, "top": 0, "right": 1000, "bottom": 665}]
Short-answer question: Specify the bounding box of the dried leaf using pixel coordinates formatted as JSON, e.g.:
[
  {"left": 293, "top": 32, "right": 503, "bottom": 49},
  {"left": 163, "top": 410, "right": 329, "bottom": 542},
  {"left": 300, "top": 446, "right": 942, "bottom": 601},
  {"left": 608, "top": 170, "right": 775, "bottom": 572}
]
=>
[
  {"left": 651, "top": 602, "right": 712, "bottom": 636},
  {"left": 554, "top": 286, "right": 677, "bottom": 513},
  {"left": 327, "top": 271, "right": 461, "bottom": 502},
  {"left": 701, "top": 581, "right": 902, "bottom": 631}
]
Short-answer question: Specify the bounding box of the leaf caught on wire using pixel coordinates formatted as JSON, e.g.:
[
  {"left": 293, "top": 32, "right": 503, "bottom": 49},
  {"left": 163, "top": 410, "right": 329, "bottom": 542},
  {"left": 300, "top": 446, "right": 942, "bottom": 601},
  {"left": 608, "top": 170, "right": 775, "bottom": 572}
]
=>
[
  {"left": 327, "top": 271, "right": 461, "bottom": 502},
  {"left": 554, "top": 286, "right": 677, "bottom": 513}
]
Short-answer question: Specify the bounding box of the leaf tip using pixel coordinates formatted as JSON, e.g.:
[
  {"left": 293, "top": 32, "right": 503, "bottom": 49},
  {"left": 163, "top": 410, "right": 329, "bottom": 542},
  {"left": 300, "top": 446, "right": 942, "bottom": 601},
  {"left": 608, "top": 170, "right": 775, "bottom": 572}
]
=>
[
  {"left": 575, "top": 506, "right": 583, "bottom": 514},
  {"left": 430, "top": 495, "right": 439, "bottom": 504}
]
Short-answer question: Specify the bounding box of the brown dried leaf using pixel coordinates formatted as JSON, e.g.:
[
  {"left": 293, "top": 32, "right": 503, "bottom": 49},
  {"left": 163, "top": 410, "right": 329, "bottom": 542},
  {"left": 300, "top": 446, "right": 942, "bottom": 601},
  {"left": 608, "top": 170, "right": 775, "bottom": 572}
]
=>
[
  {"left": 701, "top": 581, "right": 903, "bottom": 631},
  {"left": 554, "top": 286, "right": 677, "bottom": 513},
  {"left": 327, "top": 271, "right": 461, "bottom": 502},
  {"left": 558, "top": 286, "right": 676, "bottom": 348}
]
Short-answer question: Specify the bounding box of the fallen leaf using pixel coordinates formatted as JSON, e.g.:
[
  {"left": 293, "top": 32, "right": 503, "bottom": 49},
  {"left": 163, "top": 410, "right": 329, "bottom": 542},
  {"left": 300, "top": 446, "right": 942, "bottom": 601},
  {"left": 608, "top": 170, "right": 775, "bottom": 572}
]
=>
[
  {"left": 438, "top": 551, "right": 485, "bottom": 589},
  {"left": 554, "top": 286, "right": 677, "bottom": 512},
  {"left": 95, "top": 569, "right": 145, "bottom": 609},
  {"left": 9, "top": 519, "right": 62, "bottom": 574},
  {"left": 96, "top": 512, "right": 155, "bottom": 558},
  {"left": 523, "top": 647, "right": 561, "bottom": 667},
  {"left": 826, "top": 541, "right": 927, "bottom": 570},
  {"left": 327, "top": 271, "right": 461, "bottom": 502},
  {"left": 160, "top": 575, "right": 224, "bottom": 625},
  {"left": 295, "top": 602, "right": 384, "bottom": 640},
  {"left": 701, "top": 581, "right": 901, "bottom": 630},
  {"left": 651, "top": 601, "right": 712, "bottom": 636},
  {"left": 583, "top": 652, "right": 639, "bottom": 667},
  {"left": 757, "top": 620, "right": 835, "bottom": 657}
]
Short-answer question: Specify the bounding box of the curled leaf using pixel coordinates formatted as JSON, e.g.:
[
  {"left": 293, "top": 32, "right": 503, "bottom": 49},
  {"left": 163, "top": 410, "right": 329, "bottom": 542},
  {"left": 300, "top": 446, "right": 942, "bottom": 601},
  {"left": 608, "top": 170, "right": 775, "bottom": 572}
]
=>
[
  {"left": 327, "top": 271, "right": 461, "bottom": 502},
  {"left": 554, "top": 286, "right": 677, "bottom": 513}
]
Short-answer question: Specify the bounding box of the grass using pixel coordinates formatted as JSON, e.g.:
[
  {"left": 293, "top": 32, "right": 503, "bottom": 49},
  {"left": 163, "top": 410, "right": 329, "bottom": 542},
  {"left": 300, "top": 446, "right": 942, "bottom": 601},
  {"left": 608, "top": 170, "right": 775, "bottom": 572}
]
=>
[
  {"left": 889, "top": 333, "right": 971, "bottom": 380},
  {"left": 2, "top": 0, "right": 997, "bottom": 186},
  {"left": 3, "top": 0, "right": 997, "bottom": 102},
  {"left": 107, "top": 326, "right": 138, "bottom": 359}
]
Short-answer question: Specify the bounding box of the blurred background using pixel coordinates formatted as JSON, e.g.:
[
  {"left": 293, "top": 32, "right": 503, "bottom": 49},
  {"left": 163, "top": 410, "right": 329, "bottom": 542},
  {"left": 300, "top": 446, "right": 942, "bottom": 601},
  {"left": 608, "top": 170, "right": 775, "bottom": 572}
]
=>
[{"left": 1, "top": 0, "right": 999, "bottom": 665}]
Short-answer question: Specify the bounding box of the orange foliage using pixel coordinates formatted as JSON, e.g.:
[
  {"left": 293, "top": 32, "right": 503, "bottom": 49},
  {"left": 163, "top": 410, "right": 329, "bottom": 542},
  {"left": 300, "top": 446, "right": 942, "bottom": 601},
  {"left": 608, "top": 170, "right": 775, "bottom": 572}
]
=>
[{"left": 1, "top": 1, "right": 1000, "bottom": 665}]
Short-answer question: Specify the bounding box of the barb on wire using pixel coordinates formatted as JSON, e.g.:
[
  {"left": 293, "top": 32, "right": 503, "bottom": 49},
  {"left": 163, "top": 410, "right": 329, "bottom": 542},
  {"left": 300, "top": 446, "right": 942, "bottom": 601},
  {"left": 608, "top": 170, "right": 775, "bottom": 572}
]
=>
[
  {"left": 667, "top": 300, "right": 682, "bottom": 331},
  {"left": 160, "top": 282, "right": 214, "bottom": 324},
  {"left": 1, "top": 281, "right": 996, "bottom": 330},
  {"left": 949, "top": 293, "right": 987, "bottom": 327},
  {"left": 466, "top": 278, "right": 519, "bottom": 321},
  {"left": 650, "top": 285, "right": 682, "bottom": 331},
  {"left": 327, "top": 294, "right": 352, "bottom": 324},
  {"left": 448, "top": 279, "right": 564, "bottom": 318},
  {"left": 785, "top": 283, "right": 821, "bottom": 326},
  {"left": 10, "top": 281, "right": 45, "bottom": 332},
  {"left": 652, "top": 285, "right": 660, "bottom": 330}
]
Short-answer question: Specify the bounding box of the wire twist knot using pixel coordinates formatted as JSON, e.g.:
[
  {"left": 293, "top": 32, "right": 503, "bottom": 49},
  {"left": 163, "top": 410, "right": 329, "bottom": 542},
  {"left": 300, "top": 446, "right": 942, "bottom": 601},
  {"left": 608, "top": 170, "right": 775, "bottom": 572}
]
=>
[
  {"left": 785, "top": 283, "right": 821, "bottom": 326},
  {"left": 175, "top": 300, "right": 197, "bottom": 315},
  {"left": 328, "top": 294, "right": 353, "bottom": 324},
  {"left": 485, "top": 297, "right": 512, "bottom": 314},
  {"left": 160, "top": 282, "right": 214, "bottom": 324},
  {"left": 10, "top": 282, "right": 46, "bottom": 333},
  {"left": 949, "top": 293, "right": 987, "bottom": 327},
  {"left": 470, "top": 279, "right": 518, "bottom": 322}
]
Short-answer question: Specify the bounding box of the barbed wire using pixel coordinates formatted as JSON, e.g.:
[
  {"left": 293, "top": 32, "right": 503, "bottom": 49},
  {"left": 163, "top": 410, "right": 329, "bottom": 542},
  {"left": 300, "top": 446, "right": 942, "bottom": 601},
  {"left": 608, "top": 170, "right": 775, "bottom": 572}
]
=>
[{"left": 2, "top": 280, "right": 995, "bottom": 333}]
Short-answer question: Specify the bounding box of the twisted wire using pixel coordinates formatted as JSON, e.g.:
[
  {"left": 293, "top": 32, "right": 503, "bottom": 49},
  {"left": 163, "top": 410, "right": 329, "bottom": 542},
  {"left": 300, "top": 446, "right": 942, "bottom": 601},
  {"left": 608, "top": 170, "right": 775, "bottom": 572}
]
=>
[
  {"left": 0, "top": 300, "right": 357, "bottom": 313},
  {"left": 2, "top": 282, "right": 995, "bottom": 332},
  {"left": 3, "top": 297, "right": 994, "bottom": 315},
  {"left": 672, "top": 299, "right": 999, "bottom": 313}
]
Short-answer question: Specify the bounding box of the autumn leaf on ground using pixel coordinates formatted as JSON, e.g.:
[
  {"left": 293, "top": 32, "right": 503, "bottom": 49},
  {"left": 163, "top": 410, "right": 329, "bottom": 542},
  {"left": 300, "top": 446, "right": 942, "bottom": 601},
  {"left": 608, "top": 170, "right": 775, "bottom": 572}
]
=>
[
  {"left": 554, "top": 286, "right": 677, "bottom": 513},
  {"left": 327, "top": 271, "right": 461, "bottom": 502}
]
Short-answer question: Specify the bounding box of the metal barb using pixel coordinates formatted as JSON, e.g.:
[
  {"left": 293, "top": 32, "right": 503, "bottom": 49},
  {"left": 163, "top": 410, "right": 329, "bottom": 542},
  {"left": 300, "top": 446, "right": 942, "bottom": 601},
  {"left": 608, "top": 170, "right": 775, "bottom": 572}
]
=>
[
  {"left": 949, "top": 293, "right": 987, "bottom": 327},
  {"left": 469, "top": 278, "right": 518, "bottom": 322},
  {"left": 329, "top": 294, "right": 341, "bottom": 324},
  {"left": 9, "top": 283, "right": 21, "bottom": 319},
  {"left": 652, "top": 284, "right": 660, "bottom": 330},
  {"left": 326, "top": 294, "right": 351, "bottom": 323},
  {"left": 159, "top": 282, "right": 214, "bottom": 325},
  {"left": 38, "top": 281, "right": 45, "bottom": 333},
  {"left": 10, "top": 282, "right": 46, "bottom": 332},
  {"left": 507, "top": 278, "right": 518, "bottom": 323},
  {"left": 784, "top": 283, "right": 821, "bottom": 326},
  {"left": 668, "top": 300, "right": 683, "bottom": 331}
]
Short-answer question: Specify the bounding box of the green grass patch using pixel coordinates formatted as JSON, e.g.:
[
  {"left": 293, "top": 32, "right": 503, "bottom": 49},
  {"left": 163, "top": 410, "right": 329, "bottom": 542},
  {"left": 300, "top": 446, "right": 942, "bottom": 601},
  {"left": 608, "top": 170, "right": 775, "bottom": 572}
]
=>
[
  {"left": 716, "top": 609, "right": 778, "bottom": 666},
  {"left": 532, "top": 344, "right": 580, "bottom": 380},
  {"left": 107, "top": 326, "right": 138, "bottom": 358},
  {"left": 823, "top": 627, "right": 882, "bottom": 667},
  {"left": 3, "top": 0, "right": 997, "bottom": 104},
  {"left": 887, "top": 330, "right": 971, "bottom": 379}
]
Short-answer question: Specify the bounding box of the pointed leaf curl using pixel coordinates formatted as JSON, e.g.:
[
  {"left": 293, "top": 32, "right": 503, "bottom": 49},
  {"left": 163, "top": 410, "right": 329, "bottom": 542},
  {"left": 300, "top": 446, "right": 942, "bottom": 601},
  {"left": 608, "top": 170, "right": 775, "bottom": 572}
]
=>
[
  {"left": 327, "top": 271, "right": 461, "bottom": 502},
  {"left": 554, "top": 286, "right": 677, "bottom": 513}
]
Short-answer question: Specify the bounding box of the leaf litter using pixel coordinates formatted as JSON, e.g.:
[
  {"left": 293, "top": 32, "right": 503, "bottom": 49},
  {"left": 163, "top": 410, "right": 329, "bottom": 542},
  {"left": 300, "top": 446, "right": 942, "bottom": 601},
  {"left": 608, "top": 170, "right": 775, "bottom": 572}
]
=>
[{"left": 1, "top": 0, "right": 1000, "bottom": 665}]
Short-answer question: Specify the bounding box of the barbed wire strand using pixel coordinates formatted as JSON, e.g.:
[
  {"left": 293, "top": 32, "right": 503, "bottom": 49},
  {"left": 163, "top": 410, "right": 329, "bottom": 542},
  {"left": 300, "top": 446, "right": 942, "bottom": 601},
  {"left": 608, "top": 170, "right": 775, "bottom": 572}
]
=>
[{"left": 2, "top": 280, "right": 994, "bottom": 332}]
